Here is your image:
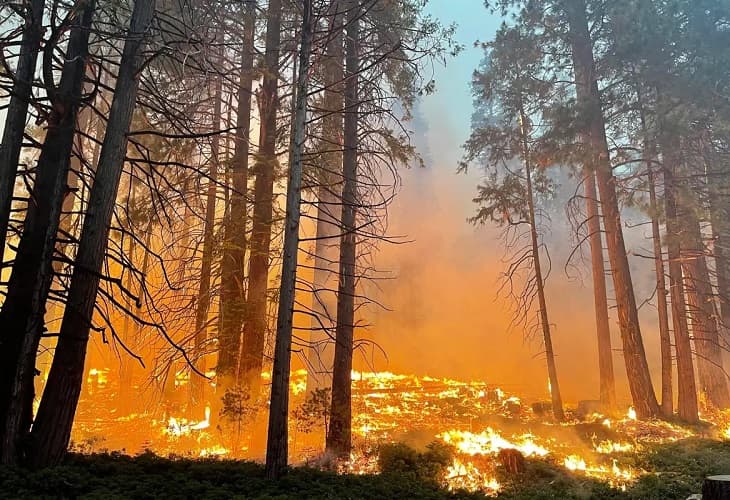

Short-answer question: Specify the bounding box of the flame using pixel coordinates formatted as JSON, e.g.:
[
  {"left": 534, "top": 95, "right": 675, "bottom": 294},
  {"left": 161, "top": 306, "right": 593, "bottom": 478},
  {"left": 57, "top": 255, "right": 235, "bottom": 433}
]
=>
[
  {"left": 70, "top": 368, "right": 730, "bottom": 495},
  {"left": 627, "top": 407, "right": 637, "bottom": 421},
  {"left": 440, "top": 428, "right": 548, "bottom": 457}
]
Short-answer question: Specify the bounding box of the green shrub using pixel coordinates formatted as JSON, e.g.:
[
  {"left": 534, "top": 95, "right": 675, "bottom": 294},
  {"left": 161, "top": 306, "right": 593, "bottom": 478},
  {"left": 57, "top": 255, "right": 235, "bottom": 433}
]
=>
[{"left": 378, "top": 441, "right": 454, "bottom": 484}]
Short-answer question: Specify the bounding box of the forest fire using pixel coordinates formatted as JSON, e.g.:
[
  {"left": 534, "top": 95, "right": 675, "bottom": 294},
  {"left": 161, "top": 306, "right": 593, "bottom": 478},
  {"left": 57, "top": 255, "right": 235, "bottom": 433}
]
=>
[{"left": 70, "top": 368, "right": 729, "bottom": 495}]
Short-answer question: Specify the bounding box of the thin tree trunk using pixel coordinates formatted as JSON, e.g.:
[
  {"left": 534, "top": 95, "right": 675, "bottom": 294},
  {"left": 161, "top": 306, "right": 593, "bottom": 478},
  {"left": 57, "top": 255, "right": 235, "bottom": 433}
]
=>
[
  {"left": 583, "top": 168, "right": 617, "bottom": 410},
  {"left": 706, "top": 145, "right": 730, "bottom": 329},
  {"left": 519, "top": 105, "right": 564, "bottom": 421},
  {"left": 240, "top": 0, "right": 284, "bottom": 397},
  {"left": 565, "top": 0, "right": 659, "bottom": 418},
  {"left": 307, "top": 3, "right": 344, "bottom": 392},
  {"left": 191, "top": 66, "right": 223, "bottom": 406},
  {"left": 219, "top": 1, "right": 256, "bottom": 389},
  {"left": 0, "top": 1, "right": 96, "bottom": 465},
  {"left": 27, "top": 0, "right": 154, "bottom": 467},
  {"left": 0, "top": 0, "right": 45, "bottom": 262},
  {"left": 265, "top": 0, "right": 313, "bottom": 478},
  {"left": 326, "top": 0, "right": 359, "bottom": 458},
  {"left": 660, "top": 130, "right": 699, "bottom": 422},
  {"left": 648, "top": 164, "right": 673, "bottom": 416},
  {"left": 634, "top": 80, "right": 673, "bottom": 416}
]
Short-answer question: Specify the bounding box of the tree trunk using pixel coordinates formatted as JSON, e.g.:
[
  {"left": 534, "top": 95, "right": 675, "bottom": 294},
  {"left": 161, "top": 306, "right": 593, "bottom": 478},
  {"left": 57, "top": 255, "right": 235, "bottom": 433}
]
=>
[
  {"left": 0, "top": 0, "right": 45, "bottom": 262},
  {"left": 191, "top": 65, "right": 223, "bottom": 406},
  {"left": 326, "top": 0, "right": 359, "bottom": 458},
  {"left": 307, "top": 3, "right": 344, "bottom": 392},
  {"left": 680, "top": 190, "right": 730, "bottom": 409},
  {"left": 706, "top": 145, "right": 730, "bottom": 329},
  {"left": 583, "top": 168, "right": 616, "bottom": 410},
  {"left": 565, "top": 0, "right": 659, "bottom": 418},
  {"left": 265, "top": 0, "right": 313, "bottom": 478},
  {"left": 240, "top": 0, "right": 283, "bottom": 397},
  {"left": 219, "top": 0, "right": 256, "bottom": 389},
  {"left": 660, "top": 131, "right": 699, "bottom": 422},
  {"left": 27, "top": 0, "right": 154, "bottom": 468},
  {"left": 648, "top": 164, "right": 673, "bottom": 416},
  {"left": 520, "top": 105, "right": 564, "bottom": 422},
  {"left": 0, "top": 1, "right": 96, "bottom": 465}
]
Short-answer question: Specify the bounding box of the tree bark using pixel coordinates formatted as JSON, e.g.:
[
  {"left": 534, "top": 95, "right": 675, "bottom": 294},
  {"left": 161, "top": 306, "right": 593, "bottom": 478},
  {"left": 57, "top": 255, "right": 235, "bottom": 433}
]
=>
[
  {"left": 0, "top": 1, "right": 96, "bottom": 465},
  {"left": 27, "top": 0, "right": 154, "bottom": 468},
  {"left": 660, "top": 131, "right": 699, "bottom": 422},
  {"left": 219, "top": 1, "right": 256, "bottom": 388},
  {"left": 265, "top": 0, "right": 313, "bottom": 478},
  {"left": 564, "top": 0, "right": 659, "bottom": 418},
  {"left": 679, "top": 188, "right": 730, "bottom": 409},
  {"left": 240, "top": 0, "right": 283, "bottom": 397},
  {"left": 307, "top": 3, "right": 344, "bottom": 392},
  {"left": 0, "top": 0, "right": 45, "bottom": 262},
  {"left": 583, "top": 168, "right": 616, "bottom": 410},
  {"left": 326, "top": 0, "right": 359, "bottom": 458}
]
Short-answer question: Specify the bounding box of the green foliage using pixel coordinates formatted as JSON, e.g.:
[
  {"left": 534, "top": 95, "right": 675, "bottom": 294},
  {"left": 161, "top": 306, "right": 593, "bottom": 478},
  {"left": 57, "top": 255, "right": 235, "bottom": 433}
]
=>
[
  {"left": 0, "top": 452, "right": 485, "bottom": 500},
  {"left": 293, "top": 388, "right": 331, "bottom": 436},
  {"left": 378, "top": 441, "right": 454, "bottom": 485}
]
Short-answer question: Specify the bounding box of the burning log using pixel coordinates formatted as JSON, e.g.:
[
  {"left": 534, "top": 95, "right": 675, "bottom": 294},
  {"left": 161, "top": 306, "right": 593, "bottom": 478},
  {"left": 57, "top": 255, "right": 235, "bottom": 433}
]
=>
[
  {"left": 498, "top": 448, "right": 525, "bottom": 474},
  {"left": 702, "top": 475, "right": 730, "bottom": 500}
]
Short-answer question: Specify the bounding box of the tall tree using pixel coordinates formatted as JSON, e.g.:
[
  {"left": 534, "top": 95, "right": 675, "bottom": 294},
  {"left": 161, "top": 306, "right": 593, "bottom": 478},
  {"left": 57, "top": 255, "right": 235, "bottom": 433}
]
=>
[
  {"left": 583, "top": 169, "right": 616, "bottom": 410},
  {"left": 241, "top": 0, "right": 284, "bottom": 396},
  {"left": 659, "top": 129, "right": 699, "bottom": 422},
  {"left": 0, "top": 0, "right": 45, "bottom": 261},
  {"left": 0, "top": 0, "right": 97, "bottom": 464},
  {"left": 265, "top": 0, "right": 313, "bottom": 478},
  {"left": 307, "top": 2, "right": 344, "bottom": 391},
  {"left": 563, "top": 0, "right": 659, "bottom": 418},
  {"left": 27, "top": 0, "right": 156, "bottom": 467},
  {"left": 218, "top": 0, "right": 256, "bottom": 388},
  {"left": 326, "top": 0, "right": 359, "bottom": 458},
  {"left": 191, "top": 59, "right": 223, "bottom": 405}
]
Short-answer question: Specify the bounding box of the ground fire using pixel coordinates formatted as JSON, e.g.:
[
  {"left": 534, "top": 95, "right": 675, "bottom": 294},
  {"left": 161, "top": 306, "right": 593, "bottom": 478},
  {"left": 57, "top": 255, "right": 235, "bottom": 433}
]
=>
[{"left": 70, "top": 368, "right": 729, "bottom": 496}]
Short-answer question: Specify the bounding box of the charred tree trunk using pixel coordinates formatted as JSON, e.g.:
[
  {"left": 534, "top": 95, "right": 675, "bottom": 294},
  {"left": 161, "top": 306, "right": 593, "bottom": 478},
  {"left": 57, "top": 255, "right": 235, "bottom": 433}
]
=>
[
  {"left": 660, "top": 131, "right": 699, "bottom": 422},
  {"left": 0, "top": 1, "right": 96, "bottom": 465},
  {"left": 307, "top": 4, "right": 344, "bottom": 392},
  {"left": 565, "top": 0, "right": 659, "bottom": 418},
  {"left": 265, "top": 0, "right": 313, "bottom": 478},
  {"left": 219, "top": 1, "right": 256, "bottom": 388},
  {"left": 240, "top": 0, "right": 283, "bottom": 396},
  {"left": 520, "top": 105, "right": 564, "bottom": 422},
  {"left": 326, "top": 0, "right": 359, "bottom": 458},
  {"left": 583, "top": 168, "right": 616, "bottom": 410},
  {"left": 0, "top": 0, "right": 45, "bottom": 261},
  {"left": 191, "top": 67, "right": 223, "bottom": 406},
  {"left": 27, "top": 0, "right": 154, "bottom": 468}
]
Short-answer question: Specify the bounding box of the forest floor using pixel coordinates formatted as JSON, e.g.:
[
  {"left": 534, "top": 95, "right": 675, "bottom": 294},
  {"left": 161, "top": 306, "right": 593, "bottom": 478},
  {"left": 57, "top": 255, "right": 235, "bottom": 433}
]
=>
[{"left": 0, "top": 438, "right": 728, "bottom": 499}]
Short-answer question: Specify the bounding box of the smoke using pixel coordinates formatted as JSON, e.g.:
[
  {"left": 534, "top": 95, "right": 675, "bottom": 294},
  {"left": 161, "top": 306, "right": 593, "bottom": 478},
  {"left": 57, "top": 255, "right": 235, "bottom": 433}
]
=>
[{"left": 360, "top": 97, "right": 665, "bottom": 405}]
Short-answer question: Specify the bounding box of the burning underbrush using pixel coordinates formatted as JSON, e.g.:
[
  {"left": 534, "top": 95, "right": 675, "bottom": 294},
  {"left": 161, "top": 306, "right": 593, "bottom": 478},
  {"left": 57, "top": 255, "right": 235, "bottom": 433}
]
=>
[{"left": 71, "top": 368, "right": 728, "bottom": 496}]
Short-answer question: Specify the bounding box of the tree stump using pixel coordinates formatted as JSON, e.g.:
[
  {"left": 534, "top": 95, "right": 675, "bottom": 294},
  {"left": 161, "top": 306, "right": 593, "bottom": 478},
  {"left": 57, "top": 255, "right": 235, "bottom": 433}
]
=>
[
  {"left": 702, "top": 475, "right": 730, "bottom": 499},
  {"left": 498, "top": 448, "right": 525, "bottom": 474}
]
